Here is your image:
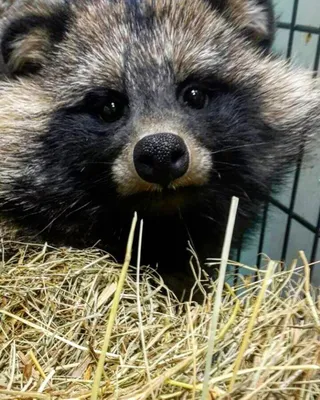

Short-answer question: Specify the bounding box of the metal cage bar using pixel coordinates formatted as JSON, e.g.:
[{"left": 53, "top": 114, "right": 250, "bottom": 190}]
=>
[{"left": 236, "top": 0, "right": 320, "bottom": 269}]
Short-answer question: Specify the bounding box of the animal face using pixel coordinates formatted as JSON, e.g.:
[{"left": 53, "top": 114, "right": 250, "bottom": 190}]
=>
[{"left": 0, "top": 0, "right": 319, "bottom": 272}]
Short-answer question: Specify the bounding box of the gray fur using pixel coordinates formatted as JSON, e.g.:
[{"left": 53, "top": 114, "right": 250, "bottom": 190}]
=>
[{"left": 0, "top": 0, "right": 319, "bottom": 298}]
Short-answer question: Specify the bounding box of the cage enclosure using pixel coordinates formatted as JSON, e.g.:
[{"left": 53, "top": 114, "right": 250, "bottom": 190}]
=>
[{"left": 235, "top": 0, "right": 320, "bottom": 287}]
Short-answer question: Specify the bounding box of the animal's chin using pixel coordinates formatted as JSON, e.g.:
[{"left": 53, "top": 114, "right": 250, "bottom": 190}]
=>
[{"left": 124, "top": 186, "right": 200, "bottom": 215}]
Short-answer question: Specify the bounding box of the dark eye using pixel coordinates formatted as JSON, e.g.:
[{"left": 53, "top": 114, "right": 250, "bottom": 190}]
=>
[
  {"left": 181, "top": 86, "right": 209, "bottom": 110},
  {"left": 99, "top": 94, "right": 127, "bottom": 123}
]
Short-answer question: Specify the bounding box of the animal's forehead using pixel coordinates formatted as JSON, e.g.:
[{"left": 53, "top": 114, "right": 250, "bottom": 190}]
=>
[{"left": 62, "top": 0, "right": 234, "bottom": 87}]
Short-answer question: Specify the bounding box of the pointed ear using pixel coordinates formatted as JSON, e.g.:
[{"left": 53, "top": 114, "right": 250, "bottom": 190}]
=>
[
  {"left": 1, "top": 1, "right": 70, "bottom": 76},
  {"left": 214, "top": 0, "right": 275, "bottom": 50}
]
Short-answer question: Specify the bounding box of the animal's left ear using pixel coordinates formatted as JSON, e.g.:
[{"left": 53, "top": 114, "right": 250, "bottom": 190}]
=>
[
  {"left": 0, "top": 1, "right": 70, "bottom": 77},
  {"left": 214, "top": 0, "right": 275, "bottom": 50}
]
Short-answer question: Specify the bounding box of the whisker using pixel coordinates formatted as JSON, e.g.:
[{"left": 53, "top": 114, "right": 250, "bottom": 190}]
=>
[
  {"left": 85, "top": 161, "right": 114, "bottom": 166},
  {"left": 199, "top": 213, "right": 218, "bottom": 224},
  {"left": 178, "top": 207, "right": 196, "bottom": 252},
  {"left": 33, "top": 197, "right": 86, "bottom": 237},
  {"left": 65, "top": 201, "right": 91, "bottom": 218},
  {"left": 214, "top": 161, "right": 243, "bottom": 168},
  {"left": 211, "top": 141, "right": 268, "bottom": 155}
]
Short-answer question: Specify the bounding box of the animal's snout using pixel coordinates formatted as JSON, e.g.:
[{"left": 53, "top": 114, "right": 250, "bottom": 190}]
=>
[{"left": 133, "top": 133, "right": 189, "bottom": 186}]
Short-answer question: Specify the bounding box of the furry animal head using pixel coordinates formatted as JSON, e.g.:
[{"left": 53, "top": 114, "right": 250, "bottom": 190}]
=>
[{"left": 0, "top": 0, "right": 319, "bottom": 267}]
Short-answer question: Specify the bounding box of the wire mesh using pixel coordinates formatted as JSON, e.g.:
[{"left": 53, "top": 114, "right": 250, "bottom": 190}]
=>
[{"left": 236, "top": 0, "right": 320, "bottom": 277}]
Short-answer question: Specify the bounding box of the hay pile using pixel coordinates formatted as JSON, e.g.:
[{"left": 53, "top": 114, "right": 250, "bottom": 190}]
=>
[{"left": 0, "top": 216, "right": 319, "bottom": 400}]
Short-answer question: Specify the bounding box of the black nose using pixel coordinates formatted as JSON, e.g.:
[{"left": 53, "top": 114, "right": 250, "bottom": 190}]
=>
[{"left": 133, "top": 133, "right": 189, "bottom": 186}]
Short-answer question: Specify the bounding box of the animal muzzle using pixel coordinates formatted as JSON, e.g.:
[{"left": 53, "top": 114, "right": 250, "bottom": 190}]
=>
[{"left": 133, "top": 133, "right": 189, "bottom": 186}]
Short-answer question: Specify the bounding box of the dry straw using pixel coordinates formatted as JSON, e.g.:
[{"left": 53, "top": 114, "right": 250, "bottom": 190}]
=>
[{"left": 0, "top": 197, "right": 319, "bottom": 399}]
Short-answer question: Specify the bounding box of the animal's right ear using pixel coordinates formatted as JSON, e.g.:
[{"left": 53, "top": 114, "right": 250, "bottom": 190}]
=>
[
  {"left": 1, "top": 2, "right": 70, "bottom": 76},
  {"left": 210, "top": 0, "right": 275, "bottom": 50}
]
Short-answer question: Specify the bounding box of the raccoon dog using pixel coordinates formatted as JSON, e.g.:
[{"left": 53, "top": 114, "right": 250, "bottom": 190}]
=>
[{"left": 0, "top": 0, "right": 319, "bottom": 295}]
